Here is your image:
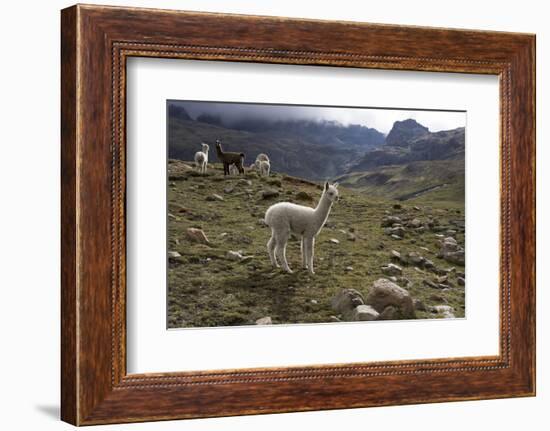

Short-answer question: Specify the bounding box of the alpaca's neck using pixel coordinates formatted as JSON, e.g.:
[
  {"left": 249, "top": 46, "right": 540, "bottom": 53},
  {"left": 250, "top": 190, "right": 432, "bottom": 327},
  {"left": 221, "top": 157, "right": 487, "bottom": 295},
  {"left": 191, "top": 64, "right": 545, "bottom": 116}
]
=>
[
  {"left": 216, "top": 147, "right": 223, "bottom": 157},
  {"left": 313, "top": 193, "right": 333, "bottom": 229}
]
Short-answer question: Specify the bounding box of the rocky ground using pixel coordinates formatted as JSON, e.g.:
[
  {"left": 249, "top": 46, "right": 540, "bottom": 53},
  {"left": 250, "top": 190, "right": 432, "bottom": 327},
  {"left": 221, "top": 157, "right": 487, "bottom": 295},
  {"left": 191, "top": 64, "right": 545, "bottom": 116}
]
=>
[{"left": 167, "top": 160, "right": 466, "bottom": 328}]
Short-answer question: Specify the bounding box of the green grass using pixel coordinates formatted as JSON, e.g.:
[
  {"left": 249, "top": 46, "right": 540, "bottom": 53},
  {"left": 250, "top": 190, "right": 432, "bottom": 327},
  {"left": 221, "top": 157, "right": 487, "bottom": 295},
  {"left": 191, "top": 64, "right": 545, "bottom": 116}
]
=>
[
  {"left": 335, "top": 159, "right": 465, "bottom": 203},
  {"left": 167, "top": 162, "right": 465, "bottom": 328}
]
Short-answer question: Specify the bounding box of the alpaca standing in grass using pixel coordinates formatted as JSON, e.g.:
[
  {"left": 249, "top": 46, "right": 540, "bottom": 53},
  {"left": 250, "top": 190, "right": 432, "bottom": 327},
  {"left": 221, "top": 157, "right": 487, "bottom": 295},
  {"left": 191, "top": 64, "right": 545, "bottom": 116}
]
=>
[
  {"left": 265, "top": 182, "right": 339, "bottom": 274},
  {"left": 255, "top": 159, "right": 271, "bottom": 177},
  {"left": 193, "top": 143, "right": 209, "bottom": 174},
  {"left": 215, "top": 140, "right": 245, "bottom": 175},
  {"left": 254, "top": 153, "right": 271, "bottom": 177}
]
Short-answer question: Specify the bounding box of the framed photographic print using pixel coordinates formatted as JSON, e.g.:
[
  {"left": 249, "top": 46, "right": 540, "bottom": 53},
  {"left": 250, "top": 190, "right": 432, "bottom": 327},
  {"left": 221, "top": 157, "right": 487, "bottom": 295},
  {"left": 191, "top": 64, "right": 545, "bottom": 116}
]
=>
[{"left": 61, "top": 4, "right": 536, "bottom": 425}]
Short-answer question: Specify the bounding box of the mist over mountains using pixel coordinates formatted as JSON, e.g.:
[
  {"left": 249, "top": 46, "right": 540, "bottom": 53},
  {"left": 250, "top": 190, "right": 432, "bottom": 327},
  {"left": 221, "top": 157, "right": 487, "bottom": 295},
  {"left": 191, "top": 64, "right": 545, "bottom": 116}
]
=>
[{"left": 167, "top": 103, "right": 465, "bottom": 193}]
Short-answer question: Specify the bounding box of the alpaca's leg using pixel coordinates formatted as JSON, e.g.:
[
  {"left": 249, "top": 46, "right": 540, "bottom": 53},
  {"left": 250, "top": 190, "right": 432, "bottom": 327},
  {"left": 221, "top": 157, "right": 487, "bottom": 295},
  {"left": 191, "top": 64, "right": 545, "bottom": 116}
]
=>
[
  {"left": 267, "top": 235, "right": 278, "bottom": 268},
  {"left": 203, "top": 161, "right": 207, "bottom": 173},
  {"left": 275, "top": 231, "right": 292, "bottom": 273},
  {"left": 306, "top": 237, "right": 315, "bottom": 274},
  {"left": 301, "top": 237, "right": 308, "bottom": 269}
]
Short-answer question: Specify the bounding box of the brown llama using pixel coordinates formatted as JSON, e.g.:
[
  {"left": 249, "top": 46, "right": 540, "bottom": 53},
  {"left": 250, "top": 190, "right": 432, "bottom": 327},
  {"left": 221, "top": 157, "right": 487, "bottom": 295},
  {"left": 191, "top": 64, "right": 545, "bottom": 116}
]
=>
[{"left": 215, "top": 140, "right": 245, "bottom": 175}]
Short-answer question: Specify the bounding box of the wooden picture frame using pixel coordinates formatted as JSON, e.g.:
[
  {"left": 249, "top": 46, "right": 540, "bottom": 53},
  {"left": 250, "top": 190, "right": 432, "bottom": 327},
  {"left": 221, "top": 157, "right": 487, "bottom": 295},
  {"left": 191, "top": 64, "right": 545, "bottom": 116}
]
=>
[{"left": 61, "top": 4, "right": 536, "bottom": 425}]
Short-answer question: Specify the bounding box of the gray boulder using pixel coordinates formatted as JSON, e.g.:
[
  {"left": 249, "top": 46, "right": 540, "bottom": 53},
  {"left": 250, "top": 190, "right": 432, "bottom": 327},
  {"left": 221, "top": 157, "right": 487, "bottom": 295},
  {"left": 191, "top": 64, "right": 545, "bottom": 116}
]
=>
[
  {"left": 352, "top": 305, "right": 380, "bottom": 321},
  {"left": 381, "top": 263, "right": 403, "bottom": 276},
  {"left": 438, "top": 237, "right": 465, "bottom": 265},
  {"left": 381, "top": 216, "right": 402, "bottom": 227},
  {"left": 366, "top": 278, "right": 416, "bottom": 319}
]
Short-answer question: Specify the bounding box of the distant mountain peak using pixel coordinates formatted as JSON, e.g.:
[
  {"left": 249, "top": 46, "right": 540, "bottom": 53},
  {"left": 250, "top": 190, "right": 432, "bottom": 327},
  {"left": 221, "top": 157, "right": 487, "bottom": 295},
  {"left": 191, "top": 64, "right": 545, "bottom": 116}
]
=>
[{"left": 385, "top": 119, "right": 429, "bottom": 147}]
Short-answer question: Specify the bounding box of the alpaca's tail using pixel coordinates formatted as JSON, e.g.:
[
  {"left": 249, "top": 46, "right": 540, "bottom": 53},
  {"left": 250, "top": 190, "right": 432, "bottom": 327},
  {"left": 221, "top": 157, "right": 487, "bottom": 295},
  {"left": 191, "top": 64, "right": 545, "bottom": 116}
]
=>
[{"left": 264, "top": 205, "right": 274, "bottom": 227}]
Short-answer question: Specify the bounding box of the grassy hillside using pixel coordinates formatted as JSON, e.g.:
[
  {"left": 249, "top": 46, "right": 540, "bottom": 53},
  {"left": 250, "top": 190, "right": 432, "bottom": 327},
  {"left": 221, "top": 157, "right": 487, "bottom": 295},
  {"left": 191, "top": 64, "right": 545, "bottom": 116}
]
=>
[
  {"left": 335, "top": 159, "right": 465, "bottom": 202},
  {"left": 167, "top": 161, "right": 465, "bottom": 328}
]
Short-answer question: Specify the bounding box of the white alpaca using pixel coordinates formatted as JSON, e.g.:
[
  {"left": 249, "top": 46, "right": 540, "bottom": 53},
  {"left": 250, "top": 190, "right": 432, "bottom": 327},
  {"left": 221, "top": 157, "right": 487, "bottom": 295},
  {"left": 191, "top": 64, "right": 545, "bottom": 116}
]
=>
[
  {"left": 253, "top": 153, "right": 270, "bottom": 176},
  {"left": 255, "top": 159, "right": 270, "bottom": 177},
  {"left": 265, "top": 182, "right": 339, "bottom": 274},
  {"left": 194, "top": 143, "right": 209, "bottom": 174},
  {"left": 255, "top": 153, "right": 269, "bottom": 163},
  {"left": 229, "top": 164, "right": 240, "bottom": 175}
]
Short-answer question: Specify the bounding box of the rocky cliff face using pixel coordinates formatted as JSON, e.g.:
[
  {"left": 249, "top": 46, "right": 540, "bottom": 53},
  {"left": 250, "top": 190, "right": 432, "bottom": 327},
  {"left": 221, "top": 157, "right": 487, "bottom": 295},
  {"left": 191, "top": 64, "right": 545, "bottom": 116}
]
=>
[
  {"left": 385, "top": 119, "right": 429, "bottom": 147},
  {"left": 349, "top": 119, "right": 465, "bottom": 171}
]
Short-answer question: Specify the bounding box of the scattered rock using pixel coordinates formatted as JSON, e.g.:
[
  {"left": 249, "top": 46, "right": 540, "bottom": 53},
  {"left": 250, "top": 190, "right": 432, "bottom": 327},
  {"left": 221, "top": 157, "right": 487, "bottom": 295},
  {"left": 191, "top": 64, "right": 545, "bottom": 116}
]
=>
[
  {"left": 353, "top": 305, "right": 380, "bottom": 321},
  {"left": 402, "top": 251, "right": 425, "bottom": 266},
  {"left": 424, "top": 259, "right": 435, "bottom": 270},
  {"left": 255, "top": 316, "right": 272, "bottom": 325},
  {"left": 331, "top": 289, "right": 365, "bottom": 319},
  {"left": 393, "top": 203, "right": 402, "bottom": 210},
  {"left": 381, "top": 216, "right": 402, "bottom": 227},
  {"left": 385, "top": 226, "right": 405, "bottom": 238},
  {"left": 366, "top": 278, "right": 415, "bottom": 318},
  {"left": 223, "top": 186, "right": 234, "bottom": 194},
  {"left": 206, "top": 193, "right": 224, "bottom": 202},
  {"left": 423, "top": 279, "right": 439, "bottom": 289},
  {"left": 310, "top": 299, "right": 318, "bottom": 305},
  {"left": 186, "top": 228, "right": 210, "bottom": 245},
  {"left": 390, "top": 250, "right": 401, "bottom": 261},
  {"left": 378, "top": 305, "right": 398, "bottom": 320},
  {"left": 345, "top": 266, "right": 354, "bottom": 272},
  {"left": 226, "top": 250, "right": 243, "bottom": 261},
  {"left": 261, "top": 189, "right": 280, "bottom": 199},
  {"left": 438, "top": 236, "right": 465, "bottom": 265},
  {"left": 391, "top": 234, "right": 402, "bottom": 240},
  {"left": 381, "top": 263, "right": 403, "bottom": 276},
  {"left": 413, "top": 298, "right": 427, "bottom": 311},
  {"left": 457, "top": 276, "right": 465, "bottom": 286},
  {"left": 238, "top": 179, "right": 253, "bottom": 186},
  {"left": 428, "top": 294, "right": 446, "bottom": 303},
  {"left": 329, "top": 238, "right": 340, "bottom": 244},
  {"left": 413, "top": 206, "right": 421, "bottom": 211},
  {"left": 407, "top": 218, "right": 423, "bottom": 228},
  {"left": 168, "top": 251, "right": 181, "bottom": 258},
  {"left": 347, "top": 232, "right": 357, "bottom": 241}
]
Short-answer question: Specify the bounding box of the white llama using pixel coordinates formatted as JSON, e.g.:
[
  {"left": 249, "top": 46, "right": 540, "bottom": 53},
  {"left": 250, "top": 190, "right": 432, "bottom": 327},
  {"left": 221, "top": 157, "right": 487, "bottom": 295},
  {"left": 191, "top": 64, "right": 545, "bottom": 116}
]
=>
[
  {"left": 194, "top": 143, "right": 209, "bottom": 174},
  {"left": 264, "top": 182, "right": 339, "bottom": 274}
]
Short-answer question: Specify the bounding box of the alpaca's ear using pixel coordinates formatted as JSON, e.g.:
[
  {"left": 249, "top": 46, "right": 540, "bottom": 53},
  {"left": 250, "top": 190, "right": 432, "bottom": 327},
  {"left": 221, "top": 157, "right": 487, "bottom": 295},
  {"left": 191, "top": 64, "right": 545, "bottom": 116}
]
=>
[
  {"left": 333, "top": 182, "right": 339, "bottom": 188},
  {"left": 324, "top": 181, "right": 329, "bottom": 191}
]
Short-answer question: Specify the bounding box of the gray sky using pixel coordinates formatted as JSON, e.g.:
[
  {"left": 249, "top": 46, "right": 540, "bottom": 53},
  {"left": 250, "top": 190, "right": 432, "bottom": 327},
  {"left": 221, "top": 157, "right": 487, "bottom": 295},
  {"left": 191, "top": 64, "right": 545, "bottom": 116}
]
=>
[{"left": 170, "top": 100, "right": 465, "bottom": 134}]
